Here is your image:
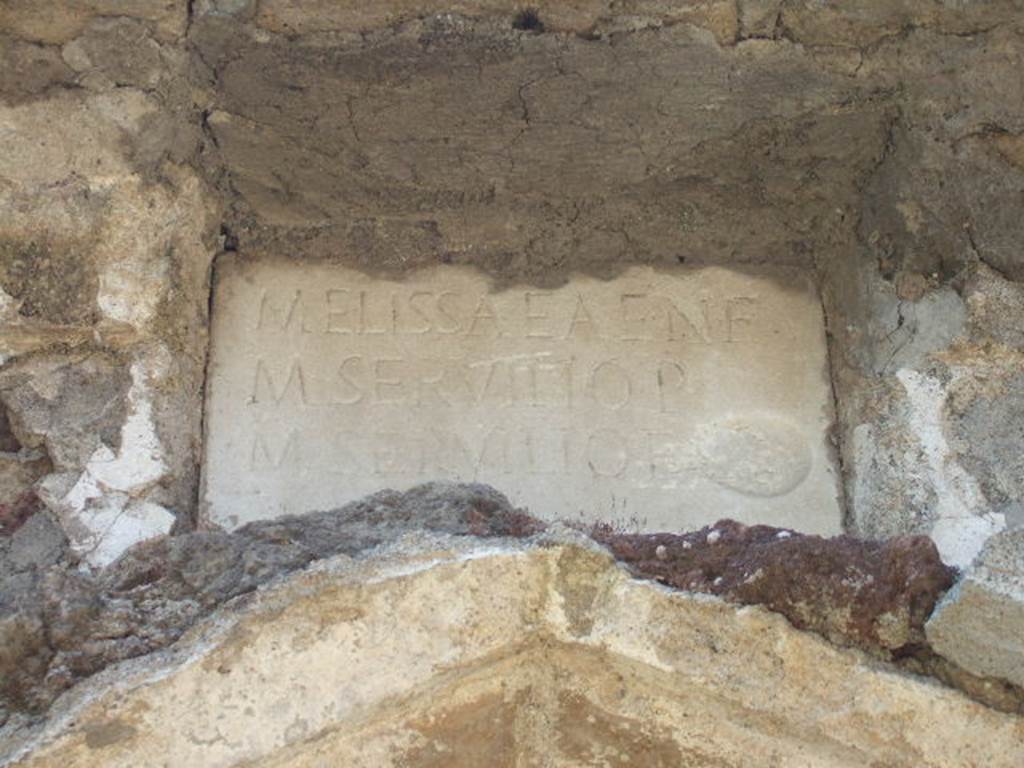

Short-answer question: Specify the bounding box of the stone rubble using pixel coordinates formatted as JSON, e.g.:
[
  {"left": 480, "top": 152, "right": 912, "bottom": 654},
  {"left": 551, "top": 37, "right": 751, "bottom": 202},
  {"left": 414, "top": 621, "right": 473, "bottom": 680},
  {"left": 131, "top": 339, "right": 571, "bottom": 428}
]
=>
[
  {"left": 927, "top": 528, "right": 1024, "bottom": 689},
  {"left": 594, "top": 518, "right": 956, "bottom": 656},
  {"left": 2, "top": 482, "right": 1022, "bottom": 738},
  {"left": 3, "top": 519, "right": 1024, "bottom": 767}
]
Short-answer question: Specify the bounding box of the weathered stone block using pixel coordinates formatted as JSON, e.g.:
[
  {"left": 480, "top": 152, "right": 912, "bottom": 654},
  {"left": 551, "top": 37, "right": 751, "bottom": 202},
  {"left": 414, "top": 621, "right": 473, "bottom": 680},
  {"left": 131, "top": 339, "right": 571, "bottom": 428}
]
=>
[
  {"left": 927, "top": 528, "right": 1024, "bottom": 688},
  {"left": 202, "top": 258, "right": 841, "bottom": 532},
  {"left": 3, "top": 532, "right": 1023, "bottom": 767},
  {"left": 0, "top": 0, "right": 186, "bottom": 45}
]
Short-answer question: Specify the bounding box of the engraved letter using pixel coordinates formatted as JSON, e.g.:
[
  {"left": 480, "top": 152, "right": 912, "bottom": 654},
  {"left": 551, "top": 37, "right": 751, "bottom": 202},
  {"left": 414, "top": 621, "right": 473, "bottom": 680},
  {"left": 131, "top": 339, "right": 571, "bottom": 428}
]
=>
[
  {"left": 585, "top": 429, "right": 630, "bottom": 478},
  {"left": 372, "top": 432, "right": 420, "bottom": 474},
  {"left": 642, "top": 431, "right": 696, "bottom": 480},
  {"left": 250, "top": 431, "right": 299, "bottom": 469},
  {"left": 532, "top": 359, "right": 574, "bottom": 407},
  {"left": 325, "top": 289, "right": 356, "bottom": 334},
  {"left": 251, "top": 359, "right": 307, "bottom": 405},
  {"left": 257, "top": 290, "right": 311, "bottom": 333},
  {"left": 373, "top": 358, "right": 406, "bottom": 404},
  {"left": 427, "top": 428, "right": 473, "bottom": 473},
  {"left": 360, "top": 291, "right": 394, "bottom": 335},
  {"left": 565, "top": 294, "right": 597, "bottom": 338},
  {"left": 467, "top": 295, "right": 502, "bottom": 336},
  {"left": 656, "top": 360, "right": 688, "bottom": 413},
  {"left": 436, "top": 292, "right": 465, "bottom": 334},
  {"left": 524, "top": 292, "right": 555, "bottom": 338},
  {"left": 663, "top": 297, "right": 709, "bottom": 342},
  {"left": 325, "top": 432, "right": 365, "bottom": 476},
  {"left": 404, "top": 291, "right": 434, "bottom": 334},
  {"left": 416, "top": 360, "right": 452, "bottom": 407},
  {"left": 725, "top": 296, "right": 758, "bottom": 342},
  {"left": 331, "top": 355, "right": 366, "bottom": 405},
  {"left": 588, "top": 360, "right": 632, "bottom": 410},
  {"left": 525, "top": 428, "right": 571, "bottom": 475},
  {"left": 474, "top": 426, "right": 510, "bottom": 477},
  {"left": 619, "top": 294, "right": 651, "bottom": 341},
  {"left": 470, "top": 360, "right": 513, "bottom": 406}
]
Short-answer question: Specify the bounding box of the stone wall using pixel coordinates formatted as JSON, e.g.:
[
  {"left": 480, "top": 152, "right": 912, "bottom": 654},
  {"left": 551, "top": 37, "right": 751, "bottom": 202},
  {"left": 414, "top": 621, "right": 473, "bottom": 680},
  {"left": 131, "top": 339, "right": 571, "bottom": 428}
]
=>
[
  {"left": 2, "top": 1, "right": 1022, "bottom": 569},
  {"left": 3, "top": 525, "right": 1023, "bottom": 767},
  {"left": 1, "top": 0, "right": 1024, "bottom": 755},
  {"left": 0, "top": 1, "right": 221, "bottom": 567}
]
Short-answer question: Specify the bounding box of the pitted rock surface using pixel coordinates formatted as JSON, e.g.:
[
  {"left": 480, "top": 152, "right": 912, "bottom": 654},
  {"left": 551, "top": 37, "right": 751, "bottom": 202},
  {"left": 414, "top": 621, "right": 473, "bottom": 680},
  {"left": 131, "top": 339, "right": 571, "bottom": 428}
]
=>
[
  {"left": 5, "top": 528, "right": 1024, "bottom": 768},
  {"left": 0, "top": 483, "right": 542, "bottom": 723},
  {"left": 594, "top": 518, "right": 956, "bottom": 655},
  {"left": 4, "top": 482, "right": 1018, "bottom": 730}
]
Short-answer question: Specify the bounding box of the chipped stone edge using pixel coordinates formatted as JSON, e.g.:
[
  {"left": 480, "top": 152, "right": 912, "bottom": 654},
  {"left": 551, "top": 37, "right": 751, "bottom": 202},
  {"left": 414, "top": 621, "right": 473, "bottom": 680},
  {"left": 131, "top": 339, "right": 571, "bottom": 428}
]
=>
[
  {"left": 0, "top": 526, "right": 998, "bottom": 766},
  {"left": 0, "top": 531, "right": 545, "bottom": 765}
]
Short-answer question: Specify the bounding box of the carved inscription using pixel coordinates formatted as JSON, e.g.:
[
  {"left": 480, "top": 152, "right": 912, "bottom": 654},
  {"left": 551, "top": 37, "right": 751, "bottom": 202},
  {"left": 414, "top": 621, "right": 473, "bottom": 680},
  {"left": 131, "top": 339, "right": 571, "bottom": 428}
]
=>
[
  {"left": 256, "top": 287, "right": 761, "bottom": 343},
  {"left": 203, "top": 261, "right": 842, "bottom": 534},
  {"left": 248, "top": 356, "right": 693, "bottom": 411}
]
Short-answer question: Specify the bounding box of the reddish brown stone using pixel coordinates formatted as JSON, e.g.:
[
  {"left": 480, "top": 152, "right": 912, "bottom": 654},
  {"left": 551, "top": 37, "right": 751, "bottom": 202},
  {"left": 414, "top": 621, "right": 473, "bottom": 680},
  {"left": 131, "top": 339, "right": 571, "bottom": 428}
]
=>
[
  {"left": 592, "top": 519, "right": 957, "bottom": 656},
  {"left": 0, "top": 487, "right": 980, "bottom": 727}
]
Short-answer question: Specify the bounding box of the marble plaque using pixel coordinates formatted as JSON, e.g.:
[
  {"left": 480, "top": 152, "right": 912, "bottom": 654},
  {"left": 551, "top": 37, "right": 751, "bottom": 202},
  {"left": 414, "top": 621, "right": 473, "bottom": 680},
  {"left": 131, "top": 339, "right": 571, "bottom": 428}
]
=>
[{"left": 201, "top": 258, "right": 842, "bottom": 533}]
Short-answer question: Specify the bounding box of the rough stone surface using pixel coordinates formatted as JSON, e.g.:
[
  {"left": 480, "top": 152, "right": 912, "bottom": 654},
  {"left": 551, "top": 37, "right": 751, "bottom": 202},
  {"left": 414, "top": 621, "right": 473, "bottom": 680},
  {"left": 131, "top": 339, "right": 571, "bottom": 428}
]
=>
[
  {"left": 203, "top": 258, "right": 841, "bottom": 533},
  {"left": 952, "top": 370, "right": 1024, "bottom": 522},
  {"left": 833, "top": 263, "right": 1024, "bottom": 565},
  {"left": 0, "top": 1, "right": 187, "bottom": 45},
  {"left": 0, "top": 34, "right": 220, "bottom": 563},
  {"left": 0, "top": 492, "right": 42, "bottom": 537},
  {"left": 0, "top": 0, "right": 1021, "bottom": 565},
  {"left": 249, "top": 0, "right": 743, "bottom": 42},
  {"left": 0, "top": 354, "right": 130, "bottom": 471},
  {"left": 0, "top": 483, "right": 541, "bottom": 723},
  {"left": 927, "top": 528, "right": 1024, "bottom": 689},
  {"left": 0, "top": 505, "right": 69, "bottom": 731},
  {"left": 1, "top": 0, "right": 1024, "bottom": 756},
  {"left": 2, "top": 482, "right": 1016, "bottom": 733},
  {"left": 3, "top": 528, "right": 1023, "bottom": 767},
  {"left": 595, "top": 519, "right": 955, "bottom": 656},
  {"left": 195, "top": 14, "right": 885, "bottom": 278}
]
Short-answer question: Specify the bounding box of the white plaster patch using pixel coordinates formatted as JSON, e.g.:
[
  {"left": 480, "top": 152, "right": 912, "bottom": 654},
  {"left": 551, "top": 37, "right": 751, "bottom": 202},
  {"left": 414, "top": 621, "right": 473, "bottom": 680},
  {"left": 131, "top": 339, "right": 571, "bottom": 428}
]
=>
[
  {"left": 50, "top": 352, "right": 174, "bottom": 567},
  {"left": 71, "top": 358, "right": 167, "bottom": 498},
  {"left": 897, "top": 369, "right": 1005, "bottom": 567},
  {"left": 85, "top": 499, "right": 176, "bottom": 568}
]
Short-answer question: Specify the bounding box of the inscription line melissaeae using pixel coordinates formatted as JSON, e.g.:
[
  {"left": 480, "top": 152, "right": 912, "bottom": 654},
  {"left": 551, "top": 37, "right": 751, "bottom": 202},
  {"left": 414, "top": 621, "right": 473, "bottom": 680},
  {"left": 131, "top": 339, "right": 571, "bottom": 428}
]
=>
[{"left": 255, "top": 287, "right": 762, "bottom": 343}]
